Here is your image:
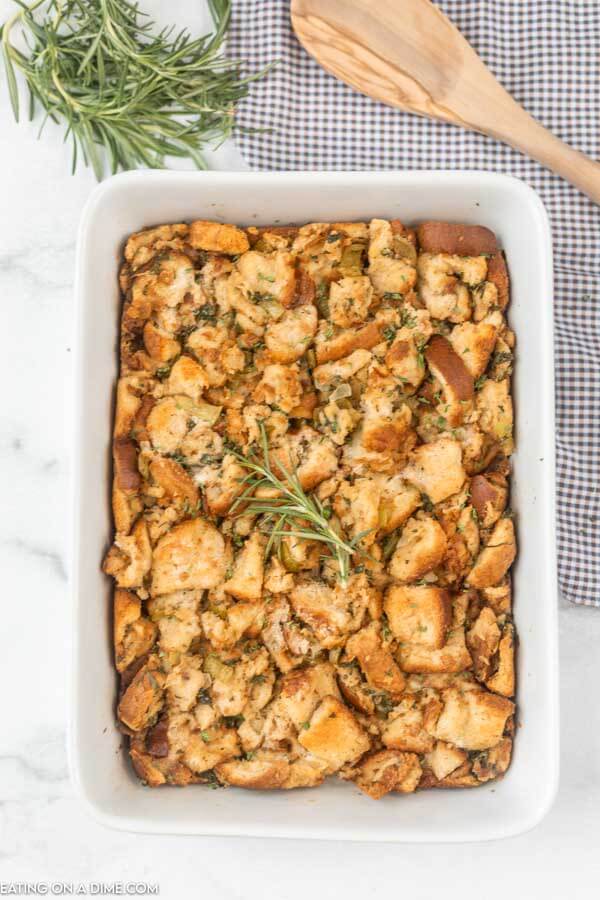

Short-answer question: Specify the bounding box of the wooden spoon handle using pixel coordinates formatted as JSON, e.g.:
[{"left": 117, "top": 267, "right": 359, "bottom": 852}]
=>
[{"left": 470, "top": 85, "right": 600, "bottom": 204}]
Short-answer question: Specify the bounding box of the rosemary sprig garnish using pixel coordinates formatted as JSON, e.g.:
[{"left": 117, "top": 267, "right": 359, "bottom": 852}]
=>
[
  {"left": 230, "top": 426, "right": 371, "bottom": 587},
  {"left": 0, "top": 0, "right": 267, "bottom": 178}
]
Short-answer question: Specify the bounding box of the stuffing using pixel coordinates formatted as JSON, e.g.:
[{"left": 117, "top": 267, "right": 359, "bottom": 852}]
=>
[
  {"left": 383, "top": 309, "right": 433, "bottom": 390},
  {"left": 165, "top": 356, "right": 209, "bottom": 402},
  {"left": 476, "top": 378, "right": 514, "bottom": 454},
  {"left": 118, "top": 655, "right": 165, "bottom": 731},
  {"left": 375, "top": 475, "right": 422, "bottom": 535},
  {"left": 188, "top": 220, "right": 249, "bottom": 255},
  {"left": 271, "top": 662, "right": 341, "bottom": 732},
  {"left": 333, "top": 477, "right": 381, "bottom": 547},
  {"left": 328, "top": 276, "right": 374, "bottom": 327},
  {"left": 466, "top": 518, "right": 516, "bottom": 589},
  {"left": 289, "top": 575, "right": 371, "bottom": 648},
  {"left": 360, "top": 363, "right": 413, "bottom": 453},
  {"left": 469, "top": 473, "right": 508, "bottom": 527},
  {"left": 125, "top": 223, "right": 189, "bottom": 267},
  {"left": 315, "top": 320, "right": 383, "bottom": 364},
  {"left": 165, "top": 655, "right": 209, "bottom": 711},
  {"left": 416, "top": 222, "right": 498, "bottom": 256},
  {"left": 426, "top": 741, "right": 467, "bottom": 781},
  {"left": 151, "top": 517, "right": 228, "bottom": 595},
  {"left": 113, "top": 589, "right": 157, "bottom": 673},
  {"left": 449, "top": 320, "right": 498, "bottom": 378},
  {"left": 298, "top": 695, "right": 371, "bottom": 771},
  {"left": 368, "top": 218, "right": 417, "bottom": 295},
  {"left": 384, "top": 585, "right": 452, "bottom": 649},
  {"left": 345, "top": 621, "right": 405, "bottom": 694},
  {"left": 147, "top": 590, "right": 202, "bottom": 654},
  {"left": 148, "top": 456, "right": 199, "bottom": 509},
  {"left": 202, "top": 601, "right": 263, "bottom": 651},
  {"left": 313, "top": 348, "right": 372, "bottom": 391},
  {"left": 431, "top": 687, "right": 515, "bottom": 751},
  {"left": 223, "top": 532, "right": 266, "bottom": 601},
  {"left": 146, "top": 397, "right": 189, "bottom": 454},
  {"left": 351, "top": 749, "right": 422, "bottom": 798},
  {"left": 402, "top": 436, "right": 466, "bottom": 504},
  {"left": 186, "top": 323, "right": 233, "bottom": 387},
  {"left": 388, "top": 514, "right": 448, "bottom": 582},
  {"left": 171, "top": 719, "right": 240, "bottom": 774},
  {"left": 216, "top": 751, "right": 291, "bottom": 790},
  {"left": 143, "top": 321, "right": 180, "bottom": 363},
  {"left": 417, "top": 252, "right": 484, "bottom": 322},
  {"left": 315, "top": 400, "right": 361, "bottom": 446},
  {"left": 107, "top": 217, "right": 517, "bottom": 798},
  {"left": 382, "top": 698, "right": 435, "bottom": 753},
  {"left": 424, "top": 335, "right": 474, "bottom": 426},
  {"left": 274, "top": 426, "right": 339, "bottom": 491},
  {"left": 236, "top": 249, "right": 296, "bottom": 308},
  {"left": 203, "top": 454, "right": 248, "bottom": 516},
  {"left": 485, "top": 623, "right": 516, "bottom": 697},
  {"left": 264, "top": 304, "right": 318, "bottom": 363},
  {"left": 252, "top": 363, "right": 303, "bottom": 413},
  {"left": 337, "top": 665, "right": 376, "bottom": 716},
  {"left": 396, "top": 593, "right": 473, "bottom": 674},
  {"left": 103, "top": 518, "right": 152, "bottom": 589}
]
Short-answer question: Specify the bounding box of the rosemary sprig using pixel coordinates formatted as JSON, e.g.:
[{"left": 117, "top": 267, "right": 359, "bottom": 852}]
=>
[
  {"left": 230, "top": 426, "right": 370, "bottom": 586},
  {"left": 0, "top": 0, "right": 267, "bottom": 178}
]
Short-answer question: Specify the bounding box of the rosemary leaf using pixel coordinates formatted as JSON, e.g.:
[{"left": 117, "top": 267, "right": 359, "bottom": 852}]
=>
[
  {"left": 230, "top": 424, "right": 365, "bottom": 586},
  {"left": 0, "top": 0, "right": 268, "bottom": 178}
]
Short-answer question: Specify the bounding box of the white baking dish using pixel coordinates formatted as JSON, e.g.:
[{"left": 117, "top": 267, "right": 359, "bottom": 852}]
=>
[{"left": 70, "top": 170, "right": 559, "bottom": 841}]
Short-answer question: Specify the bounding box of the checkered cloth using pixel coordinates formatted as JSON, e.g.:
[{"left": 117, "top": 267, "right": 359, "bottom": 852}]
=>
[{"left": 226, "top": 0, "right": 600, "bottom": 606}]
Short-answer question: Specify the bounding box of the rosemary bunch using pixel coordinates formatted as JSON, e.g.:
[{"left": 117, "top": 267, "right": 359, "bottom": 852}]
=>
[
  {"left": 0, "top": 0, "right": 265, "bottom": 178},
  {"left": 230, "top": 426, "right": 370, "bottom": 586}
]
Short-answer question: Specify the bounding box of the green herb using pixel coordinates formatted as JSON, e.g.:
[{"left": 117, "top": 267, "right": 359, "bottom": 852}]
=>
[
  {"left": 326, "top": 232, "right": 341, "bottom": 243},
  {"left": 420, "top": 493, "right": 434, "bottom": 513},
  {"left": 229, "top": 423, "right": 369, "bottom": 585},
  {"left": 154, "top": 365, "right": 171, "bottom": 381},
  {"left": 474, "top": 375, "right": 487, "bottom": 391},
  {"left": 383, "top": 531, "right": 400, "bottom": 562},
  {"left": 196, "top": 303, "right": 218, "bottom": 321},
  {"left": 1, "top": 0, "right": 267, "bottom": 179},
  {"left": 373, "top": 692, "right": 394, "bottom": 716},
  {"left": 200, "top": 730, "right": 211, "bottom": 743},
  {"left": 258, "top": 273, "right": 275, "bottom": 282},
  {"left": 399, "top": 308, "right": 417, "bottom": 328},
  {"left": 222, "top": 714, "right": 245, "bottom": 729},
  {"left": 316, "top": 282, "right": 330, "bottom": 318},
  {"left": 383, "top": 325, "right": 397, "bottom": 343},
  {"left": 383, "top": 292, "right": 403, "bottom": 300},
  {"left": 301, "top": 721, "right": 310, "bottom": 730},
  {"left": 493, "top": 351, "right": 513, "bottom": 367}
]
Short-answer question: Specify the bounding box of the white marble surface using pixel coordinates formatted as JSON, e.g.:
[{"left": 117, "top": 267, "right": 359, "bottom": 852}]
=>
[{"left": 1, "top": 0, "right": 599, "bottom": 894}]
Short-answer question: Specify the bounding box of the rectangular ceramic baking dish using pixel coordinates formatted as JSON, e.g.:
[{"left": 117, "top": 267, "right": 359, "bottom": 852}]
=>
[{"left": 70, "top": 170, "right": 559, "bottom": 841}]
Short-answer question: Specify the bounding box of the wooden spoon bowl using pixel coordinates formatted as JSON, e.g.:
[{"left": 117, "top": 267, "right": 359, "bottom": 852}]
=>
[{"left": 291, "top": 0, "right": 600, "bottom": 204}]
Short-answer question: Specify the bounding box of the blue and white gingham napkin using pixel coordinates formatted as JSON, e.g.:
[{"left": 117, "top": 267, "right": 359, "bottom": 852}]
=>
[{"left": 226, "top": 0, "right": 600, "bottom": 607}]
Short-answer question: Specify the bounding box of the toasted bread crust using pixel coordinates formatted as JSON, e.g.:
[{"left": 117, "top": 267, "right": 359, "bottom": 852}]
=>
[{"left": 417, "top": 221, "right": 498, "bottom": 256}]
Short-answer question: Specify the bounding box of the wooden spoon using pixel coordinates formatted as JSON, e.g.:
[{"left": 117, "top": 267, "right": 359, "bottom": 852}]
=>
[{"left": 291, "top": 0, "right": 600, "bottom": 204}]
